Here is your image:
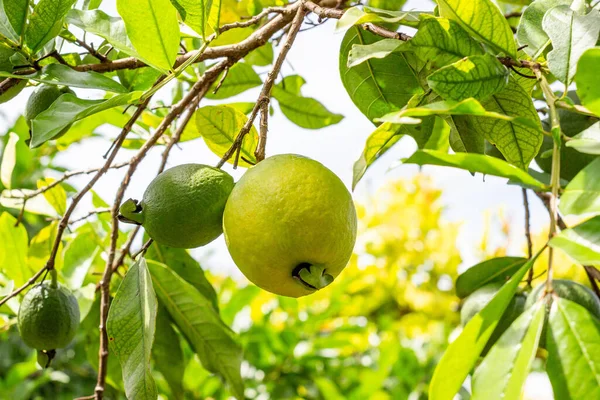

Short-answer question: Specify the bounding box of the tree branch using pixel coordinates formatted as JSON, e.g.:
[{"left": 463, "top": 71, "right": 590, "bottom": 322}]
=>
[
  {"left": 522, "top": 188, "right": 534, "bottom": 286},
  {"left": 217, "top": 1, "right": 307, "bottom": 168}
]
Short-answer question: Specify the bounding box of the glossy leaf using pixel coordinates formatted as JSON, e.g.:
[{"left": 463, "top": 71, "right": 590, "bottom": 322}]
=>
[
  {"left": 411, "top": 17, "right": 484, "bottom": 68},
  {"left": 0, "top": 64, "right": 127, "bottom": 92},
  {"left": 153, "top": 306, "right": 185, "bottom": 399},
  {"left": 170, "top": 0, "right": 221, "bottom": 38},
  {"left": 347, "top": 39, "right": 405, "bottom": 68},
  {"left": 195, "top": 105, "right": 257, "bottom": 167},
  {"left": 145, "top": 241, "right": 218, "bottom": 312},
  {"left": 543, "top": 6, "right": 600, "bottom": 85},
  {"left": 245, "top": 42, "right": 273, "bottom": 66},
  {"left": 403, "top": 150, "right": 547, "bottom": 190},
  {"left": 66, "top": 10, "right": 139, "bottom": 59},
  {"left": 339, "top": 27, "right": 422, "bottom": 122},
  {"left": 560, "top": 158, "right": 600, "bottom": 216},
  {"left": 566, "top": 122, "right": 600, "bottom": 155},
  {"left": 549, "top": 215, "right": 600, "bottom": 266},
  {"left": 576, "top": 47, "right": 600, "bottom": 116},
  {"left": 429, "top": 254, "right": 538, "bottom": 400},
  {"left": 546, "top": 298, "right": 600, "bottom": 400},
  {"left": 0, "top": 212, "right": 30, "bottom": 287},
  {"left": 37, "top": 178, "right": 66, "bottom": 215},
  {"left": 472, "top": 302, "right": 545, "bottom": 399},
  {"left": 447, "top": 115, "right": 484, "bottom": 154},
  {"left": 24, "top": 0, "right": 76, "bottom": 53},
  {"left": 147, "top": 260, "right": 244, "bottom": 400},
  {"left": 336, "top": 6, "right": 420, "bottom": 32},
  {"left": 61, "top": 231, "right": 99, "bottom": 290},
  {"left": 30, "top": 91, "right": 143, "bottom": 148},
  {"left": 117, "top": 0, "right": 180, "bottom": 71},
  {"left": 516, "top": 0, "right": 571, "bottom": 59},
  {"left": 0, "top": 189, "right": 59, "bottom": 217},
  {"left": 107, "top": 258, "right": 158, "bottom": 400},
  {"left": 0, "top": 132, "right": 18, "bottom": 189},
  {"left": 206, "top": 63, "right": 262, "bottom": 100},
  {"left": 272, "top": 76, "right": 343, "bottom": 129},
  {"left": 437, "top": 0, "right": 517, "bottom": 58},
  {"left": 456, "top": 257, "right": 527, "bottom": 299},
  {"left": 0, "top": 0, "right": 28, "bottom": 42},
  {"left": 427, "top": 54, "right": 509, "bottom": 102}
]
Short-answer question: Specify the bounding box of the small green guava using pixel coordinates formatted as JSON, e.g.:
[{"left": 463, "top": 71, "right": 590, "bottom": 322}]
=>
[
  {"left": 25, "top": 84, "right": 75, "bottom": 139},
  {"left": 223, "top": 154, "right": 358, "bottom": 298},
  {"left": 460, "top": 283, "right": 526, "bottom": 354},
  {"left": 0, "top": 79, "right": 27, "bottom": 104},
  {"left": 119, "top": 164, "right": 235, "bottom": 249},
  {"left": 18, "top": 280, "right": 80, "bottom": 351}
]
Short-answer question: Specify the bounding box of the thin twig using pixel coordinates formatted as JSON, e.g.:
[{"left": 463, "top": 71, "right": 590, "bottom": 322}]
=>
[
  {"left": 75, "top": 39, "right": 109, "bottom": 63},
  {"left": 158, "top": 97, "right": 200, "bottom": 173},
  {"left": 0, "top": 266, "right": 47, "bottom": 307},
  {"left": 132, "top": 239, "right": 154, "bottom": 260},
  {"left": 217, "top": 1, "right": 307, "bottom": 168},
  {"left": 256, "top": 101, "right": 269, "bottom": 162},
  {"left": 522, "top": 189, "right": 534, "bottom": 286},
  {"left": 94, "top": 60, "right": 229, "bottom": 400}
]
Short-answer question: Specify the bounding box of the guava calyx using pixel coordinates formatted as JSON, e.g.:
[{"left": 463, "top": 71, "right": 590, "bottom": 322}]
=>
[
  {"left": 293, "top": 263, "right": 334, "bottom": 291},
  {"left": 118, "top": 198, "right": 144, "bottom": 225}
]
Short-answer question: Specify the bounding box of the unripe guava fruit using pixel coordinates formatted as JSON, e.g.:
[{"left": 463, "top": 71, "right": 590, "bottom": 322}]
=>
[
  {"left": 18, "top": 281, "right": 80, "bottom": 351},
  {"left": 119, "top": 164, "right": 235, "bottom": 249},
  {"left": 223, "top": 154, "right": 358, "bottom": 298},
  {"left": 461, "top": 283, "right": 526, "bottom": 354},
  {"left": 526, "top": 279, "right": 600, "bottom": 347},
  {"left": 25, "top": 84, "right": 75, "bottom": 139}
]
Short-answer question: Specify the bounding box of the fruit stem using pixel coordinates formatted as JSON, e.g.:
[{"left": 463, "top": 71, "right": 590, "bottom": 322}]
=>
[
  {"left": 118, "top": 199, "right": 145, "bottom": 225},
  {"left": 293, "top": 264, "right": 334, "bottom": 291},
  {"left": 49, "top": 269, "right": 58, "bottom": 289}
]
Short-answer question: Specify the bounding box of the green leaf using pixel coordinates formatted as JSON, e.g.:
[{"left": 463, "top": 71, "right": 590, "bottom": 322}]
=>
[
  {"left": 411, "top": 17, "right": 484, "bottom": 68},
  {"left": 403, "top": 150, "right": 548, "bottom": 190},
  {"left": 0, "top": 189, "right": 59, "bottom": 217},
  {"left": 456, "top": 257, "right": 527, "bottom": 299},
  {"left": 145, "top": 241, "right": 218, "bottom": 312},
  {"left": 245, "top": 42, "right": 273, "bottom": 66},
  {"left": 339, "top": 27, "right": 422, "bottom": 122},
  {"left": 560, "top": 158, "right": 600, "bottom": 216},
  {"left": 429, "top": 253, "right": 539, "bottom": 400},
  {"left": 447, "top": 115, "right": 484, "bottom": 153},
  {"left": 471, "top": 302, "right": 546, "bottom": 399},
  {"left": 0, "top": 64, "right": 127, "bottom": 92},
  {"left": 24, "top": 0, "right": 76, "bottom": 53},
  {"left": 117, "top": 0, "right": 180, "bottom": 72},
  {"left": 37, "top": 178, "right": 66, "bottom": 215},
  {"left": 437, "top": 0, "right": 517, "bottom": 58},
  {"left": 377, "top": 96, "right": 541, "bottom": 132},
  {"left": 427, "top": 54, "right": 509, "bottom": 102},
  {"left": 0, "top": 212, "right": 30, "bottom": 287},
  {"left": 206, "top": 63, "right": 262, "bottom": 100},
  {"left": 153, "top": 306, "right": 185, "bottom": 399},
  {"left": 66, "top": 10, "right": 140, "bottom": 59},
  {"left": 0, "top": 132, "right": 18, "bottom": 189},
  {"left": 347, "top": 39, "right": 406, "bottom": 68},
  {"left": 566, "top": 122, "right": 600, "bottom": 155},
  {"left": 335, "top": 6, "right": 421, "bottom": 32},
  {"left": 546, "top": 298, "right": 600, "bottom": 400},
  {"left": 30, "top": 91, "right": 143, "bottom": 148},
  {"left": 147, "top": 260, "right": 244, "bottom": 400},
  {"left": 0, "top": 0, "right": 28, "bottom": 42},
  {"left": 272, "top": 75, "right": 344, "bottom": 129},
  {"left": 549, "top": 215, "right": 600, "bottom": 266},
  {"left": 61, "top": 231, "right": 99, "bottom": 290},
  {"left": 576, "top": 47, "right": 600, "bottom": 116},
  {"left": 107, "top": 258, "right": 158, "bottom": 400},
  {"left": 352, "top": 118, "right": 434, "bottom": 189},
  {"left": 543, "top": 6, "right": 600, "bottom": 86},
  {"left": 516, "top": 0, "right": 571, "bottom": 59},
  {"left": 195, "top": 105, "right": 258, "bottom": 168},
  {"left": 170, "top": 0, "right": 221, "bottom": 38}
]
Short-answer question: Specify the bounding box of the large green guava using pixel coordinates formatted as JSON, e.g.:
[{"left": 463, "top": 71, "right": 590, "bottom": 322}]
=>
[
  {"left": 460, "top": 283, "right": 526, "bottom": 354},
  {"left": 119, "top": 164, "right": 234, "bottom": 249},
  {"left": 223, "top": 154, "right": 358, "bottom": 298},
  {"left": 24, "top": 84, "right": 75, "bottom": 139},
  {"left": 526, "top": 279, "right": 600, "bottom": 347},
  {"left": 18, "top": 281, "right": 80, "bottom": 351}
]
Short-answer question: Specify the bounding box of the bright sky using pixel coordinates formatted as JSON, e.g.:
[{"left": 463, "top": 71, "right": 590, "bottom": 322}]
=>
[{"left": 0, "top": 0, "right": 551, "bottom": 274}]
